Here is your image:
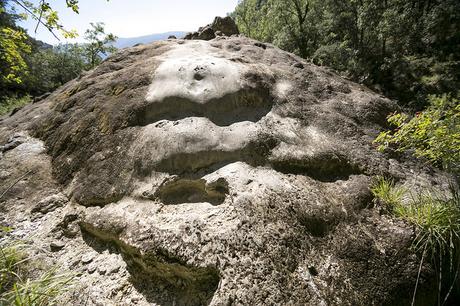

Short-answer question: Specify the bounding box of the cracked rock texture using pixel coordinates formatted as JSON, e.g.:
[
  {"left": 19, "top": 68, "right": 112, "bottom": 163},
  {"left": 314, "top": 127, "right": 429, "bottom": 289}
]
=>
[{"left": 0, "top": 34, "right": 450, "bottom": 305}]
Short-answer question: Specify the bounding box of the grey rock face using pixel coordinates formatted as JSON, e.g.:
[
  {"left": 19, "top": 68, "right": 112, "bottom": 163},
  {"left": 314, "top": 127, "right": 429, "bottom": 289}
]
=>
[
  {"left": 0, "top": 34, "right": 447, "bottom": 305},
  {"left": 0, "top": 132, "right": 27, "bottom": 153},
  {"left": 184, "top": 16, "right": 238, "bottom": 41},
  {"left": 31, "top": 193, "right": 68, "bottom": 215},
  {"left": 211, "top": 16, "right": 239, "bottom": 36}
]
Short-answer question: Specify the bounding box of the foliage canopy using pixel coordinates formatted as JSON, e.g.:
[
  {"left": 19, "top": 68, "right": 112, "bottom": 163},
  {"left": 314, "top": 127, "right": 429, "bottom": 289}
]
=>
[
  {"left": 233, "top": 0, "right": 460, "bottom": 107},
  {"left": 0, "top": 1, "right": 116, "bottom": 105}
]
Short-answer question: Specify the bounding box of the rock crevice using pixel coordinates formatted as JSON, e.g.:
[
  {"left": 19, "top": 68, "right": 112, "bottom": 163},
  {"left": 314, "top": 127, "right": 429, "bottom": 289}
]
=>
[{"left": 80, "top": 222, "right": 220, "bottom": 305}]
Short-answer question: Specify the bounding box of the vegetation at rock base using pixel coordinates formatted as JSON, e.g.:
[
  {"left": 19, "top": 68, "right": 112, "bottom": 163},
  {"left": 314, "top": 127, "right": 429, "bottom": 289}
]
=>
[
  {"left": 372, "top": 93, "right": 459, "bottom": 303},
  {"left": 372, "top": 177, "right": 460, "bottom": 304},
  {"left": 0, "top": 231, "right": 74, "bottom": 305},
  {"left": 0, "top": 94, "right": 30, "bottom": 116}
]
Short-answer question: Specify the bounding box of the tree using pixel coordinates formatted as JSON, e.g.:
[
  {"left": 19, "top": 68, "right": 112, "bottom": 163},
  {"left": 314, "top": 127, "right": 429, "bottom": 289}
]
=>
[
  {"left": 8, "top": 0, "right": 82, "bottom": 40},
  {"left": 0, "top": 0, "right": 81, "bottom": 94},
  {"left": 83, "top": 22, "right": 116, "bottom": 69},
  {"left": 0, "top": 23, "right": 31, "bottom": 87},
  {"left": 233, "top": 0, "right": 269, "bottom": 41},
  {"left": 233, "top": 0, "right": 460, "bottom": 108},
  {"left": 0, "top": 0, "right": 30, "bottom": 92},
  {"left": 274, "top": 0, "right": 320, "bottom": 58},
  {"left": 0, "top": 0, "right": 110, "bottom": 90},
  {"left": 24, "top": 43, "right": 85, "bottom": 95},
  {"left": 233, "top": 0, "right": 322, "bottom": 58}
]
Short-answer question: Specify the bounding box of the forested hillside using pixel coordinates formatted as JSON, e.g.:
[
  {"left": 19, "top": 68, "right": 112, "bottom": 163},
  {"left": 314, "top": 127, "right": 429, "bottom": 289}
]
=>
[
  {"left": 0, "top": 0, "right": 115, "bottom": 114},
  {"left": 232, "top": 0, "right": 460, "bottom": 109}
]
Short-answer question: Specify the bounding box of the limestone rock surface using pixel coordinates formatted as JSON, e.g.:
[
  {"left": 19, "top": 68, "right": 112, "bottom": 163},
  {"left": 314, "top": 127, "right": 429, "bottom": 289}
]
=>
[{"left": 0, "top": 32, "right": 448, "bottom": 305}]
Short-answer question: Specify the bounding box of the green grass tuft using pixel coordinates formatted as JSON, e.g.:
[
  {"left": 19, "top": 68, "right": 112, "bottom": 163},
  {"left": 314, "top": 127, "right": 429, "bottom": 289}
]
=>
[
  {"left": 371, "top": 177, "right": 460, "bottom": 304},
  {"left": 0, "top": 239, "right": 74, "bottom": 306},
  {"left": 394, "top": 192, "right": 460, "bottom": 258},
  {"left": 371, "top": 177, "right": 407, "bottom": 208},
  {"left": 2, "top": 269, "right": 74, "bottom": 306},
  {"left": 0, "top": 242, "right": 27, "bottom": 294}
]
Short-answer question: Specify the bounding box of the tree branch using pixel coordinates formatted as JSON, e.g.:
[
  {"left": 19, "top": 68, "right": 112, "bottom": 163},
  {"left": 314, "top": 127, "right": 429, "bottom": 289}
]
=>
[
  {"left": 34, "top": 0, "right": 45, "bottom": 34},
  {"left": 12, "top": 0, "right": 61, "bottom": 41}
]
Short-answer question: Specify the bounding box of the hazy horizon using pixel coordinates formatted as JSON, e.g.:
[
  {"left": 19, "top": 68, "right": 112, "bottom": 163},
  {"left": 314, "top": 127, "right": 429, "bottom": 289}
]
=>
[{"left": 18, "top": 0, "right": 238, "bottom": 44}]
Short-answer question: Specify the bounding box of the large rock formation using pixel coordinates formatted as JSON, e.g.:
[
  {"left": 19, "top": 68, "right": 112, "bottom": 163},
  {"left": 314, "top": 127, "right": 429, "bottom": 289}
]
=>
[
  {"left": 0, "top": 21, "right": 448, "bottom": 305},
  {"left": 184, "top": 17, "right": 239, "bottom": 40}
]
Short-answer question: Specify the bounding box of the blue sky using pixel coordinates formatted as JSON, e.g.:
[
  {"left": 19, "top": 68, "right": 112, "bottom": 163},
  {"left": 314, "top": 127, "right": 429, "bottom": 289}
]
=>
[{"left": 18, "top": 0, "right": 238, "bottom": 44}]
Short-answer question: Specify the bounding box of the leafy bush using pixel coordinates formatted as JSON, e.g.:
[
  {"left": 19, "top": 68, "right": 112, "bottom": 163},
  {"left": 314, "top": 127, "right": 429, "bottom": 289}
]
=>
[
  {"left": 375, "top": 94, "right": 460, "bottom": 174},
  {"left": 312, "top": 42, "right": 361, "bottom": 79},
  {"left": 0, "top": 26, "right": 31, "bottom": 86}
]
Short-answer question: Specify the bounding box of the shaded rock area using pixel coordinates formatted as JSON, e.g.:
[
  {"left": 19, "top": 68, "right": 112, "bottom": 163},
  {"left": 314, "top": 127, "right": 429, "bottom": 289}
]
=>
[{"left": 0, "top": 17, "right": 451, "bottom": 305}]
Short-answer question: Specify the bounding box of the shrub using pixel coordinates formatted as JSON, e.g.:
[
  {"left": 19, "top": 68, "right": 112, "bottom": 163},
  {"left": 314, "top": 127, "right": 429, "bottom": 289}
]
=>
[{"left": 374, "top": 94, "right": 460, "bottom": 175}]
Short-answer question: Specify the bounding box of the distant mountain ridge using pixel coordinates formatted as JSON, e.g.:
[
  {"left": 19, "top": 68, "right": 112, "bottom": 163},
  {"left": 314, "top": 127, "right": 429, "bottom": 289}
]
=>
[{"left": 113, "top": 31, "right": 187, "bottom": 48}]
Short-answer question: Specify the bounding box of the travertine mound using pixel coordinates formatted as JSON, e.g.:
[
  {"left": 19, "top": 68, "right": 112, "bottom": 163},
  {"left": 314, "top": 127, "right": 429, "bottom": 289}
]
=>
[{"left": 0, "top": 31, "right": 447, "bottom": 305}]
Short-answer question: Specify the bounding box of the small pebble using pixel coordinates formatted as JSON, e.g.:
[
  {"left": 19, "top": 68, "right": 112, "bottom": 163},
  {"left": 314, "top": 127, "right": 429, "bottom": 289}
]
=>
[
  {"left": 81, "top": 252, "right": 96, "bottom": 264},
  {"left": 50, "top": 241, "right": 65, "bottom": 252},
  {"left": 98, "top": 265, "right": 107, "bottom": 275},
  {"left": 87, "top": 262, "right": 97, "bottom": 274}
]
